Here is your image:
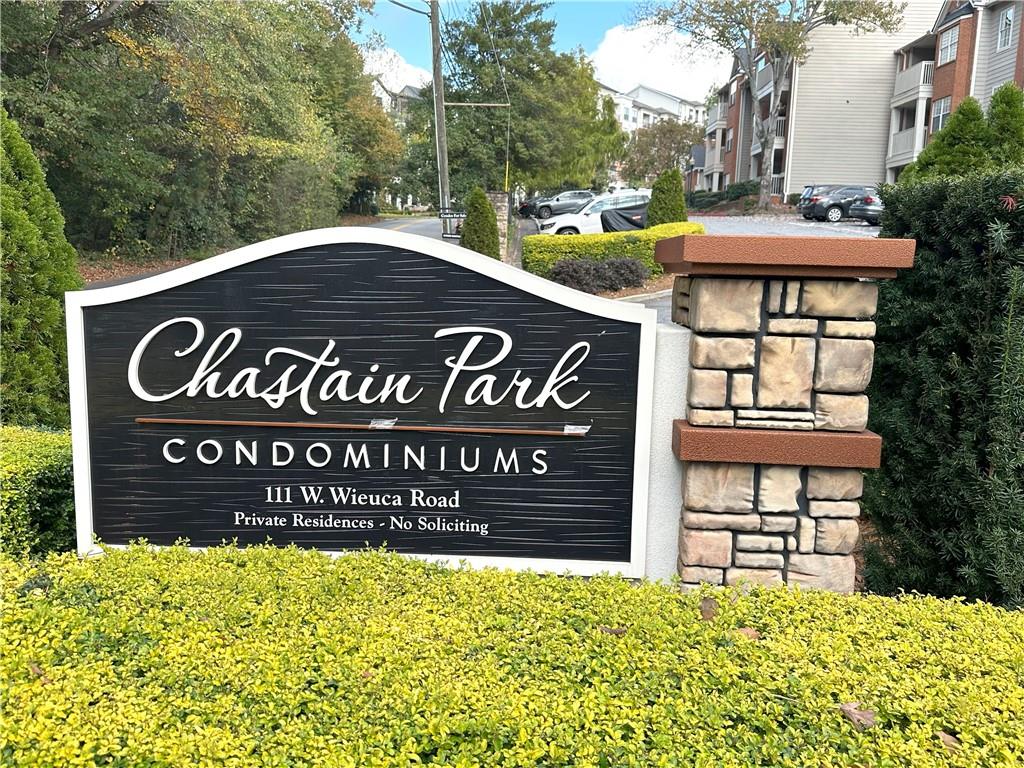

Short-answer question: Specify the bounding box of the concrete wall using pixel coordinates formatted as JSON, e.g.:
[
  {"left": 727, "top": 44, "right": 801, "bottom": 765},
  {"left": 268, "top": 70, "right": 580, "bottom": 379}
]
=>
[
  {"left": 786, "top": 1, "right": 942, "bottom": 194},
  {"left": 644, "top": 323, "right": 689, "bottom": 581}
]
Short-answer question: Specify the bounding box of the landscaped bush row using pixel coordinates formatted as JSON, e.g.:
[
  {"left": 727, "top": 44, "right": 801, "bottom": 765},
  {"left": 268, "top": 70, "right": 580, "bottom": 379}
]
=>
[
  {"left": 868, "top": 169, "right": 1024, "bottom": 607},
  {"left": 2, "top": 545, "right": 1023, "bottom": 767},
  {"left": 0, "top": 427, "right": 74, "bottom": 559},
  {"left": 522, "top": 221, "right": 704, "bottom": 278},
  {"left": 548, "top": 257, "right": 648, "bottom": 294}
]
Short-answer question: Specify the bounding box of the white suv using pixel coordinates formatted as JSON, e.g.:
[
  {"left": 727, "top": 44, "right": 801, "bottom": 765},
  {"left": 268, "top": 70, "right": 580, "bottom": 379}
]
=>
[{"left": 536, "top": 190, "right": 651, "bottom": 235}]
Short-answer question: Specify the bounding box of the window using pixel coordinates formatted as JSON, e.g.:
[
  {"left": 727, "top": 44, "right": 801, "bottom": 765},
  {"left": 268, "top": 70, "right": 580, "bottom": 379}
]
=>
[
  {"left": 729, "top": 81, "right": 737, "bottom": 105},
  {"left": 755, "top": 56, "right": 767, "bottom": 72},
  {"left": 931, "top": 95, "right": 952, "bottom": 133},
  {"left": 726, "top": 128, "right": 734, "bottom": 153},
  {"left": 938, "top": 26, "right": 958, "bottom": 65},
  {"left": 998, "top": 7, "right": 1013, "bottom": 51}
]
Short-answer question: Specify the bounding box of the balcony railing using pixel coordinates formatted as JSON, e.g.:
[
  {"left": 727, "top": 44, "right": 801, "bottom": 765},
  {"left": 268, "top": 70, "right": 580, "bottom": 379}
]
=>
[
  {"left": 771, "top": 174, "right": 785, "bottom": 196},
  {"left": 892, "top": 61, "right": 934, "bottom": 106},
  {"left": 751, "top": 117, "right": 787, "bottom": 154},
  {"left": 706, "top": 102, "right": 726, "bottom": 131},
  {"left": 889, "top": 127, "right": 915, "bottom": 156}
]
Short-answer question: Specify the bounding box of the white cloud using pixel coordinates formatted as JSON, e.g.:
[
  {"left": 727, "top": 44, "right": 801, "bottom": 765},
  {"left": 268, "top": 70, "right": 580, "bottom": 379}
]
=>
[
  {"left": 589, "top": 24, "right": 731, "bottom": 102},
  {"left": 362, "top": 46, "right": 431, "bottom": 93}
]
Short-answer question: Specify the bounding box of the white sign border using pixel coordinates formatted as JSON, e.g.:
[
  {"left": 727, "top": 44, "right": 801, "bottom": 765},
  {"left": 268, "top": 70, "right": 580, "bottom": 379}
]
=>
[{"left": 66, "top": 226, "right": 656, "bottom": 577}]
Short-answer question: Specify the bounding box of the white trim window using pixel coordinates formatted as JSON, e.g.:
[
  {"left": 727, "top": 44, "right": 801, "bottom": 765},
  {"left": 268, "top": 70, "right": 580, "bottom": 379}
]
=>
[
  {"left": 998, "top": 6, "right": 1014, "bottom": 51},
  {"left": 938, "top": 26, "right": 959, "bottom": 66},
  {"left": 726, "top": 127, "right": 734, "bottom": 152},
  {"left": 931, "top": 95, "right": 952, "bottom": 133}
]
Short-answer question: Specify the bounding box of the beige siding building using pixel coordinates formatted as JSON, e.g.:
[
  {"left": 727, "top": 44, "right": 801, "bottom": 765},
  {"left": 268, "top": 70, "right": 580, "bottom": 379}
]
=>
[{"left": 784, "top": 1, "right": 943, "bottom": 195}]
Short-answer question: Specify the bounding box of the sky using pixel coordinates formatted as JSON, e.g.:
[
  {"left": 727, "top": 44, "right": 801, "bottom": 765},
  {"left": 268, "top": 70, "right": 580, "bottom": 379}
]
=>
[{"left": 358, "top": 0, "right": 731, "bottom": 103}]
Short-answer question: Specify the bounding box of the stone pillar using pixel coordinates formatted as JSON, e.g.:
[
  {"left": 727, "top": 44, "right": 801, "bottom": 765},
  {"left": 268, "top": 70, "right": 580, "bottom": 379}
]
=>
[
  {"left": 657, "top": 234, "right": 915, "bottom": 592},
  {"left": 486, "top": 191, "right": 510, "bottom": 264}
]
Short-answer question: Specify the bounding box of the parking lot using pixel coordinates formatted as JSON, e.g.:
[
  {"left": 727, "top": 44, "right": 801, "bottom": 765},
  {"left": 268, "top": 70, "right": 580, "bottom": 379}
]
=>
[{"left": 689, "top": 214, "right": 879, "bottom": 238}]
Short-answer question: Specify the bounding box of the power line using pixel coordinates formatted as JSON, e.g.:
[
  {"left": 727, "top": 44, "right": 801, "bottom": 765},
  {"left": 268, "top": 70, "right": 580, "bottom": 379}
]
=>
[
  {"left": 479, "top": 1, "right": 512, "bottom": 192},
  {"left": 385, "top": 0, "right": 428, "bottom": 16}
]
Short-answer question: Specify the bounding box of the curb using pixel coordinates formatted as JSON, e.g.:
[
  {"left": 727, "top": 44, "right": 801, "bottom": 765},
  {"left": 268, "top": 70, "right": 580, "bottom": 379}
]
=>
[{"left": 615, "top": 288, "right": 672, "bottom": 302}]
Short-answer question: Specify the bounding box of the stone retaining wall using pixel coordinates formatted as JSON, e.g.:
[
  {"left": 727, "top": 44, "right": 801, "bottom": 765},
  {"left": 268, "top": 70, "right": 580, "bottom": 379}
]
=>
[{"left": 656, "top": 234, "right": 915, "bottom": 593}]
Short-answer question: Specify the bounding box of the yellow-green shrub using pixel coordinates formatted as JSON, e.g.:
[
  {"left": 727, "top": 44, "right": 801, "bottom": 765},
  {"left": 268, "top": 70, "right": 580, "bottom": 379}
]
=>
[
  {"left": 2, "top": 545, "right": 1022, "bottom": 767},
  {"left": 0, "top": 427, "right": 74, "bottom": 558},
  {"left": 522, "top": 221, "right": 704, "bottom": 277}
]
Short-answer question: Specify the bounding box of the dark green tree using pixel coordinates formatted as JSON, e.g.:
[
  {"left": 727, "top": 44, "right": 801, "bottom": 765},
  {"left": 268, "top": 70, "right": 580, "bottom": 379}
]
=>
[
  {"left": 460, "top": 188, "right": 500, "bottom": 259},
  {"left": 900, "top": 97, "right": 992, "bottom": 182},
  {"left": 866, "top": 170, "right": 1024, "bottom": 606},
  {"left": 987, "top": 83, "right": 1024, "bottom": 167},
  {"left": 1, "top": 110, "right": 81, "bottom": 428},
  {"left": 400, "top": 0, "right": 625, "bottom": 204},
  {"left": 647, "top": 168, "right": 687, "bottom": 226}
]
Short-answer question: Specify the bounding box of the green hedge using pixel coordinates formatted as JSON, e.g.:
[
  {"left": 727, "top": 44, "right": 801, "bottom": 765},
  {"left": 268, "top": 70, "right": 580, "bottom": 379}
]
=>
[
  {"left": 867, "top": 170, "right": 1024, "bottom": 607},
  {"left": 3, "top": 546, "right": 1023, "bottom": 766},
  {"left": 522, "top": 221, "right": 705, "bottom": 278},
  {"left": 0, "top": 427, "right": 75, "bottom": 558}
]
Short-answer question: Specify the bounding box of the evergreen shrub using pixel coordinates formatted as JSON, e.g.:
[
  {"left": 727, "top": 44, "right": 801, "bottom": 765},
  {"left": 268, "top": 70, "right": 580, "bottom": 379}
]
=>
[
  {"left": 460, "top": 187, "right": 500, "bottom": 259},
  {"left": 548, "top": 257, "right": 648, "bottom": 294},
  {"left": 866, "top": 169, "right": 1024, "bottom": 606},
  {"left": 0, "top": 110, "right": 82, "bottom": 428},
  {"left": 522, "top": 221, "right": 704, "bottom": 277},
  {"left": 2, "top": 546, "right": 1023, "bottom": 766},
  {"left": 0, "top": 427, "right": 74, "bottom": 558},
  {"left": 646, "top": 168, "right": 687, "bottom": 226},
  {"left": 725, "top": 179, "right": 759, "bottom": 200}
]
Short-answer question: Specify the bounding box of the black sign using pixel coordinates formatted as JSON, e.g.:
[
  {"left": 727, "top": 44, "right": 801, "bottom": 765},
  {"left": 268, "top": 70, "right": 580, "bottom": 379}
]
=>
[{"left": 67, "top": 230, "right": 654, "bottom": 574}]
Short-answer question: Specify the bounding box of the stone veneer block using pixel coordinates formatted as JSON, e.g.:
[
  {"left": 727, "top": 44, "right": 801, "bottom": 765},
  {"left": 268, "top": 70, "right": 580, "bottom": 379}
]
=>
[
  {"left": 815, "top": 519, "right": 860, "bottom": 555},
  {"left": 814, "top": 394, "right": 869, "bottom": 432},
  {"left": 761, "top": 515, "right": 798, "bottom": 533},
  {"left": 679, "top": 565, "right": 723, "bottom": 585},
  {"left": 786, "top": 535, "right": 798, "bottom": 551},
  {"left": 787, "top": 553, "right": 856, "bottom": 593},
  {"left": 798, "top": 518, "right": 816, "bottom": 553},
  {"left": 688, "top": 369, "right": 728, "bottom": 408},
  {"left": 808, "top": 500, "right": 860, "bottom": 518},
  {"left": 680, "top": 529, "right": 733, "bottom": 567},
  {"left": 682, "top": 510, "right": 761, "bottom": 531},
  {"left": 690, "top": 336, "right": 757, "bottom": 369},
  {"left": 815, "top": 338, "right": 875, "bottom": 392},
  {"left": 688, "top": 408, "right": 735, "bottom": 427},
  {"left": 768, "top": 281, "right": 783, "bottom": 313},
  {"left": 758, "top": 465, "right": 802, "bottom": 512},
  {"left": 800, "top": 280, "right": 878, "bottom": 318},
  {"left": 735, "top": 551, "right": 785, "bottom": 569},
  {"left": 736, "top": 534, "right": 784, "bottom": 552},
  {"left": 824, "top": 320, "right": 876, "bottom": 339},
  {"left": 757, "top": 336, "right": 816, "bottom": 408},
  {"left": 690, "top": 278, "right": 763, "bottom": 332},
  {"left": 725, "top": 568, "right": 783, "bottom": 587},
  {"left": 683, "top": 462, "right": 755, "bottom": 512},
  {"left": 737, "top": 409, "right": 814, "bottom": 421},
  {"left": 731, "top": 373, "right": 754, "bottom": 407},
  {"left": 784, "top": 280, "right": 800, "bottom": 314},
  {"left": 807, "top": 468, "right": 864, "bottom": 500},
  {"left": 736, "top": 419, "right": 814, "bottom": 430},
  {"left": 767, "top": 318, "right": 819, "bottom": 335}
]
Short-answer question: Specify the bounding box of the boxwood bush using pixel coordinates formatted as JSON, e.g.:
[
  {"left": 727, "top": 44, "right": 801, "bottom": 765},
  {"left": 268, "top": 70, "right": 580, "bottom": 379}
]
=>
[
  {"left": 3, "top": 546, "right": 1023, "bottom": 767},
  {"left": 0, "top": 426, "right": 74, "bottom": 558},
  {"left": 522, "top": 221, "right": 704, "bottom": 278}
]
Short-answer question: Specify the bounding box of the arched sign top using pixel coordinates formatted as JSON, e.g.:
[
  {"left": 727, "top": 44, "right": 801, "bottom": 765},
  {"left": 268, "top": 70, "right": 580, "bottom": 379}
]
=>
[
  {"left": 70, "top": 227, "right": 656, "bottom": 325},
  {"left": 67, "top": 228, "right": 655, "bottom": 576}
]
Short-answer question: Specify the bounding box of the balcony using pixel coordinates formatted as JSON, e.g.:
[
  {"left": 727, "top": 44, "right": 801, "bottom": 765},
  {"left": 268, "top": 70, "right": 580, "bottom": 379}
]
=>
[
  {"left": 751, "top": 117, "right": 787, "bottom": 155},
  {"left": 706, "top": 102, "right": 727, "bottom": 134},
  {"left": 754, "top": 63, "right": 790, "bottom": 99},
  {"left": 886, "top": 126, "right": 919, "bottom": 167},
  {"left": 891, "top": 61, "right": 933, "bottom": 108},
  {"left": 705, "top": 145, "right": 725, "bottom": 174}
]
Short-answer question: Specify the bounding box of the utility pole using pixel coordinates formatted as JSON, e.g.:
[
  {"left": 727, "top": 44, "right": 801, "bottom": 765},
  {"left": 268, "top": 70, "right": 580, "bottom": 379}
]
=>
[{"left": 429, "top": 0, "right": 451, "bottom": 231}]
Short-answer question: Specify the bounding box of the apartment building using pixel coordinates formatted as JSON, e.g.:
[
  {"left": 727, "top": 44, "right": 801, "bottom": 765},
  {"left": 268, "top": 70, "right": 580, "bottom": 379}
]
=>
[
  {"left": 598, "top": 83, "right": 706, "bottom": 134},
  {"left": 700, "top": 1, "right": 944, "bottom": 197},
  {"left": 887, "top": 0, "right": 1023, "bottom": 180}
]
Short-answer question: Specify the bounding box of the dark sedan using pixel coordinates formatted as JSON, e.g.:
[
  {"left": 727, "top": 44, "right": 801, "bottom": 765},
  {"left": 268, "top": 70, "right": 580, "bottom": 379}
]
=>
[
  {"left": 849, "top": 190, "right": 883, "bottom": 225},
  {"left": 809, "top": 184, "right": 876, "bottom": 223},
  {"left": 796, "top": 184, "right": 840, "bottom": 219}
]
